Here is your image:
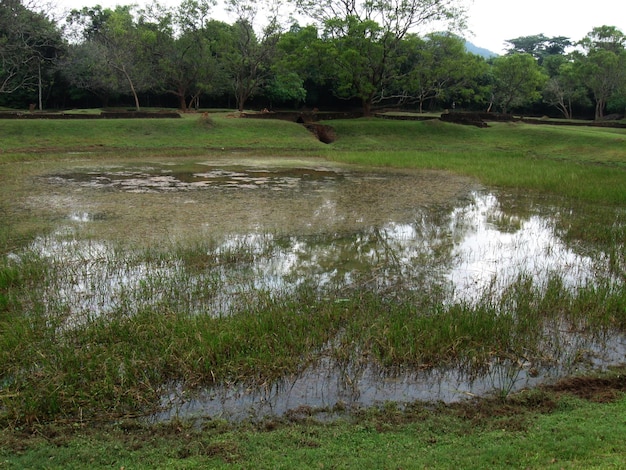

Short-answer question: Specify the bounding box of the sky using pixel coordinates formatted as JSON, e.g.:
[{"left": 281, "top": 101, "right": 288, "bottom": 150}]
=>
[
  {"left": 465, "top": 0, "right": 625, "bottom": 54},
  {"left": 52, "top": 0, "right": 626, "bottom": 55}
]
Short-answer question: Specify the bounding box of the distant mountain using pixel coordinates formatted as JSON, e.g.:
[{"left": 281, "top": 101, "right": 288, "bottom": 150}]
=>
[{"left": 465, "top": 41, "right": 499, "bottom": 58}]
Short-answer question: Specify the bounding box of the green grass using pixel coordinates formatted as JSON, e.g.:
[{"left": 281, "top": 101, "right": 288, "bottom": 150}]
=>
[
  {"left": 0, "top": 113, "right": 327, "bottom": 156},
  {"left": 321, "top": 119, "right": 626, "bottom": 204},
  {"left": 1, "top": 272, "right": 623, "bottom": 425},
  {"left": 1, "top": 387, "right": 625, "bottom": 469},
  {"left": 2, "top": 115, "right": 625, "bottom": 204}
]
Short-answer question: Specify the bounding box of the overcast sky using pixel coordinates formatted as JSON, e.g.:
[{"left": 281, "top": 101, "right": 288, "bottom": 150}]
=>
[
  {"left": 52, "top": 0, "right": 625, "bottom": 55},
  {"left": 466, "top": 0, "right": 625, "bottom": 54}
]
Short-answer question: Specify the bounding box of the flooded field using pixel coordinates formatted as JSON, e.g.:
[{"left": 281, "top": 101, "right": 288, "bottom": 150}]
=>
[
  {"left": 33, "top": 157, "right": 472, "bottom": 242},
  {"left": 153, "top": 331, "right": 626, "bottom": 423},
  {"left": 4, "top": 156, "right": 626, "bottom": 421}
]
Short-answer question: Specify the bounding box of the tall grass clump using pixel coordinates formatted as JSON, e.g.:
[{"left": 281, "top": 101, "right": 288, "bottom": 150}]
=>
[
  {"left": 1, "top": 263, "right": 625, "bottom": 425},
  {"left": 0, "top": 264, "right": 19, "bottom": 314},
  {"left": 0, "top": 281, "right": 349, "bottom": 424}
]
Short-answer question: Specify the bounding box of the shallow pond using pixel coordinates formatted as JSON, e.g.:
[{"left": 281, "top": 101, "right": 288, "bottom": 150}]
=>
[
  {"left": 153, "top": 332, "right": 626, "bottom": 423},
  {"left": 7, "top": 156, "right": 626, "bottom": 421},
  {"left": 36, "top": 157, "right": 473, "bottom": 243}
]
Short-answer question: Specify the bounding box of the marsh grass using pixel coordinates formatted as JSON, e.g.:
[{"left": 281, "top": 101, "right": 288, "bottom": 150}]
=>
[
  {"left": 1, "top": 251, "right": 624, "bottom": 424},
  {"left": 1, "top": 113, "right": 625, "bottom": 430}
]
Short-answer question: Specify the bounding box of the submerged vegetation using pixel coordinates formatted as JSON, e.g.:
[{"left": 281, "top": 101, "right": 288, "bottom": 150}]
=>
[{"left": 1, "top": 113, "right": 625, "bottom": 466}]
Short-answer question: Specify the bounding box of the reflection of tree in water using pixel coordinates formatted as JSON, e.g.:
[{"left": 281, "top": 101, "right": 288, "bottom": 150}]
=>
[
  {"left": 27, "top": 179, "right": 613, "bottom": 322},
  {"left": 224, "top": 190, "right": 609, "bottom": 309},
  {"left": 230, "top": 202, "right": 460, "bottom": 301}
]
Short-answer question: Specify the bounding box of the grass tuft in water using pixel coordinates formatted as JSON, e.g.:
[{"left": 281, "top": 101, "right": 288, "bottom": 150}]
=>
[{"left": 1, "top": 267, "right": 625, "bottom": 425}]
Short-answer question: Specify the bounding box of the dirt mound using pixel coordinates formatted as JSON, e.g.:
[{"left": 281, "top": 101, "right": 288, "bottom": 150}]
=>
[
  {"left": 241, "top": 111, "right": 340, "bottom": 143},
  {"left": 303, "top": 123, "right": 336, "bottom": 143}
]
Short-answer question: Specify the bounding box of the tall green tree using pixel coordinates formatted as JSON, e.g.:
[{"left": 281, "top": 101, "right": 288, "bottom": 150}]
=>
[
  {"left": 222, "top": 0, "right": 282, "bottom": 112},
  {"left": 0, "top": 0, "right": 64, "bottom": 108},
  {"left": 504, "top": 34, "right": 572, "bottom": 65},
  {"left": 576, "top": 26, "right": 626, "bottom": 119},
  {"left": 154, "top": 0, "right": 229, "bottom": 110},
  {"left": 579, "top": 25, "right": 626, "bottom": 54},
  {"left": 272, "top": 24, "right": 325, "bottom": 107},
  {"left": 59, "top": 40, "right": 122, "bottom": 107},
  {"left": 322, "top": 16, "right": 389, "bottom": 114},
  {"left": 67, "top": 5, "right": 162, "bottom": 110},
  {"left": 291, "top": 0, "right": 467, "bottom": 115},
  {"left": 393, "top": 32, "right": 488, "bottom": 112},
  {"left": 489, "top": 53, "right": 546, "bottom": 114},
  {"left": 542, "top": 61, "right": 589, "bottom": 119}
]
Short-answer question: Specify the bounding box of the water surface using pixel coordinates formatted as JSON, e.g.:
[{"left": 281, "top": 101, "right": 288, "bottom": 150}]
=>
[{"left": 7, "top": 156, "right": 625, "bottom": 420}]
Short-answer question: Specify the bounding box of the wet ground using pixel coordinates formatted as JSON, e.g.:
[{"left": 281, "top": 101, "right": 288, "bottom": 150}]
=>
[
  {"left": 6, "top": 156, "right": 626, "bottom": 421},
  {"left": 36, "top": 157, "right": 474, "bottom": 244},
  {"left": 151, "top": 332, "right": 626, "bottom": 423}
]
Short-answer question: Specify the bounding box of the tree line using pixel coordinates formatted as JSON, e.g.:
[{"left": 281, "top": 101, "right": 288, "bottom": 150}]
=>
[{"left": 2, "top": 0, "right": 625, "bottom": 119}]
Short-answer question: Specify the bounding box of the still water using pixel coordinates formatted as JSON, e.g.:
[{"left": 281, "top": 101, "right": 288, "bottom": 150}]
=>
[
  {"left": 11, "top": 157, "right": 625, "bottom": 420},
  {"left": 30, "top": 158, "right": 611, "bottom": 316}
]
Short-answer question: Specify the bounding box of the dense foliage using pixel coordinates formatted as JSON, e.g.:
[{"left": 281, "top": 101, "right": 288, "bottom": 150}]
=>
[{"left": 1, "top": 0, "right": 625, "bottom": 117}]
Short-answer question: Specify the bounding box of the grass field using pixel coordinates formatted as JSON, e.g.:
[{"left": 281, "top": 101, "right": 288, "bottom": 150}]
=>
[{"left": 1, "top": 112, "right": 625, "bottom": 468}]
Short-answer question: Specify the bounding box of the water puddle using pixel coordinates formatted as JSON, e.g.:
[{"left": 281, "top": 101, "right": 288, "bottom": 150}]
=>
[
  {"left": 23, "top": 188, "right": 611, "bottom": 322},
  {"left": 7, "top": 157, "right": 626, "bottom": 421},
  {"left": 446, "top": 193, "right": 601, "bottom": 303},
  {"left": 47, "top": 163, "right": 345, "bottom": 193},
  {"left": 152, "top": 331, "right": 626, "bottom": 423},
  {"left": 35, "top": 158, "right": 471, "bottom": 245}
]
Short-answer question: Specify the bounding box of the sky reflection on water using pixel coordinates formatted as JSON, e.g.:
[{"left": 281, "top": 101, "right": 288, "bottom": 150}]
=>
[
  {"left": 25, "top": 189, "right": 607, "bottom": 324},
  {"left": 152, "top": 328, "right": 626, "bottom": 423},
  {"left": 446, "top": 192, "right": 598, "bottom": 303},
  {"left": 11, "top": 160, "right": 623, "bottom": 419}
]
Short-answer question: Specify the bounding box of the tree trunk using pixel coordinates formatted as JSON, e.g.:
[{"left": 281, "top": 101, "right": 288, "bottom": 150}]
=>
[
  {"left": 119, "top": 64, "right": 140, "bottom": 111},
  {"left": 237, "top": 90, "right": 247, "bottom": 112},
  {"left": 188, "top": 93, "right": 200, "bottom": 110},
  {"left": 130, "top": 83, "right": 140, "bottom": 111},
  {"left": 38, "top": 61, "right": 43, "bottom": 111},
  {"left": 362, "top": 99, "right": 372, "bottom": 117},
  {"left": 99, "top": 94, "right": 110, "bottom": 108},
  {"left": 486, "top": 94, "right": 494, "bottom": 113},
  {"left": 595, "top": 99, "right": 605, "bottom": 119},
  {"left": 178, "top": 94, "right": 187, "bottom": 111},
  {"left": 556, "top": 100, "right": 570, "bottom": 119}
]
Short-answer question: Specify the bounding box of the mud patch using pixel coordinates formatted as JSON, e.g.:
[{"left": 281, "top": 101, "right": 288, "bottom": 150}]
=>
[
  {"left": 547, "top": 375, "right": 626, "bottom": 403},
  {"left": 31, "top": 158, "right": 475, "bottom": 246},
  {"left": 47, "top": 163, "right": 345, "bottom": 193}
]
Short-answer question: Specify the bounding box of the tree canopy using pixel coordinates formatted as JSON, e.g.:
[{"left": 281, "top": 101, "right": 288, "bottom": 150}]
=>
[
  {"left": 1, "top": 0, "right": 625, "bottom": 120},
  {"left": 0, "top": 0, "right": 64, "bottom": 107}
]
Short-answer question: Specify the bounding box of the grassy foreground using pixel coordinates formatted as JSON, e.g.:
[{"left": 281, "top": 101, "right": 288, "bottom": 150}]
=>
[
  {"left": 2, "top": 380, "right": 626, "bottom": 469},
  {"left": 1, "top": 112, "right": 626, "bottom": 468}
]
